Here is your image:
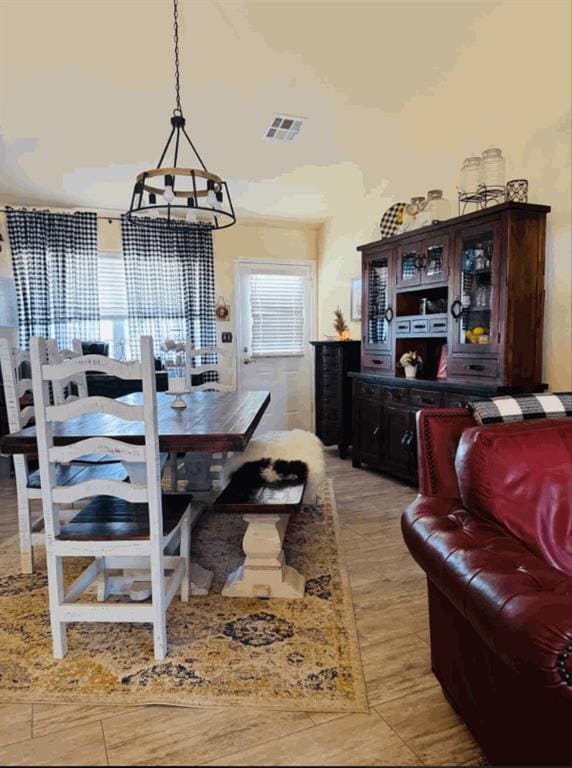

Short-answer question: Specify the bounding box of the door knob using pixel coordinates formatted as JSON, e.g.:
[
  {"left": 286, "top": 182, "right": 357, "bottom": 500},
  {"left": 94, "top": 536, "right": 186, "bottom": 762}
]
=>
[{"left": 243, "top": 358, "right": 256, "bottom": 365}]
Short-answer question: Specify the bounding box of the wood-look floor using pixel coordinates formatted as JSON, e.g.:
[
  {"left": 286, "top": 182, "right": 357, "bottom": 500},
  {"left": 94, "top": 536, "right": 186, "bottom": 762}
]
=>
[{"left": 0, "top": 449, "right": 480, "bottom": 767}]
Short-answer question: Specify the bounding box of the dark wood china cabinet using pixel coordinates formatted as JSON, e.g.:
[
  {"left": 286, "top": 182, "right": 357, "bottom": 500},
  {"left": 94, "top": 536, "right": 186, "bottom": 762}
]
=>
[{"left": 351, "top": 201, "right": 550, "bottom": 483}]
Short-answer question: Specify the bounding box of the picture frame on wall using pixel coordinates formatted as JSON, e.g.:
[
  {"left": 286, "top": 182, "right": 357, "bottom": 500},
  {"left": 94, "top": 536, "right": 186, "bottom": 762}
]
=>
[{"left": 351, "top": 277, "right": 362, "bottom": 321}]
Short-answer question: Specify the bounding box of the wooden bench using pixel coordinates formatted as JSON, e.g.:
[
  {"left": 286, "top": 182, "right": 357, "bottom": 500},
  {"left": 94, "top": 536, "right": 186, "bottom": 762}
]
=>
[{"left": 215, "top": 476, "right": 306, "bottom": 599}]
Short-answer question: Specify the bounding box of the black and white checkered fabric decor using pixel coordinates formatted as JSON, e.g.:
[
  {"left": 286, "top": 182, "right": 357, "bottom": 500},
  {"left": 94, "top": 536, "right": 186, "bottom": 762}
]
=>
[
  {"left": 6, "top": 208, "right": 100, "bottom": 350},
  {"left": 469, "top": 392, "right": 572, "bottom": 425},
  {"left": 121, "top": 217, "right": 217, "bottom": 380},
  {"left": 379, "top": 202, "right": 406, "bottom": 239}
]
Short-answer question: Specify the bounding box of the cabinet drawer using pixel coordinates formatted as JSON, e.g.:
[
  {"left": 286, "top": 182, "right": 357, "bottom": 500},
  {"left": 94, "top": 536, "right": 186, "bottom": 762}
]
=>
[
  {"left": 362, "top": 354, "right": 392, "bottom": 373},
  {"left": 355, "top": 381, "right": 383, "bottom": 400},
  {"left": 383, "top": 386, "right": 409, "bottom": 405},
  {"left": 395, "top": 319, "right": 410, "bottom": 335},
  {"left": 317, "top": 398, "right": 340, "bottom": 420},
  {"left": 443, "top": 392, "right": 471, "bottom": 408},
  {"left": 410, "top": 388, "right": 442, "bottom": 408},
  {"left": 410, "top": 318, "right": 429, "bottom": 333},
  {"left": 448, "top": 357, "right": 499, "bottom": 379},
  {"left": 316, "top": 359, "right": 340, "bottom": 376},
  {"left": 429, "top": 317, "right": 448, "bottom": 334},
  {"left": 318, "top": 345, "right": 341, "bottom": 360},
  {"left": 316, "top": 375, "right": 339, "bottom": 393}
]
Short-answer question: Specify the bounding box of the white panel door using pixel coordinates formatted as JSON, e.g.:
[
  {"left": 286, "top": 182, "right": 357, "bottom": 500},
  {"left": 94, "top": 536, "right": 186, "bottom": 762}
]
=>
[{"left": 236, "top": 261, "right": 315, "bottom": 432}]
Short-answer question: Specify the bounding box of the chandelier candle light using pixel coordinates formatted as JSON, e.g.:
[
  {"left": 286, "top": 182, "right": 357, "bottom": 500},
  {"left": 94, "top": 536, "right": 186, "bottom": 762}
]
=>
[{"left": 125, "top": 0, "right": 236, "bottom": 228}]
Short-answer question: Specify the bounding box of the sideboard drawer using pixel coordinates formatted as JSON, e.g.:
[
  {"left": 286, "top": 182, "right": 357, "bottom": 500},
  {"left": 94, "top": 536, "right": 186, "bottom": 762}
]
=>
[
  {"left": 410, "top": 318, "right": 429, "bottom": 334},
  {"left": 410, "top": 388, "right": 442, "bottom": 408},
  {"left": 383, "top": 386, "right": 409, "bottom": 405},
  {"left": 355, "top": 381, "right": 383, "bottom": 400},
  {"left": 448, "top": 356, "right": 499, "bottom": 379},
  {"left": 362, "top": 354, "right": 392, "bottom": 373},
  {"left": 429, "top": 317, "right": 448, "bottom": 334},
  {"left": 395, "top": 319, "right": 411, "bottom": 335},
  {"left": 443, "top": 392, "right": 472, "bottom": 408}
]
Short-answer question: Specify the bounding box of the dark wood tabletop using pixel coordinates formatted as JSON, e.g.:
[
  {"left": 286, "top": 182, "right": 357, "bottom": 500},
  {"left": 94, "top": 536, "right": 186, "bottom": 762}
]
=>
[{"left": 0, "top": 390, "right": 271, "bottom": 455}]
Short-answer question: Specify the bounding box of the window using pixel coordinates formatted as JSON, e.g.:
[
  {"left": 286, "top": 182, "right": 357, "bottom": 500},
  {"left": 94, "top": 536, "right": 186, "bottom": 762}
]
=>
[
  {"left": 249, "top": 272, "right": 305, "bottom": 356},
  {"left": 97, "top": 252, "right": 129, "bottom": 359}
]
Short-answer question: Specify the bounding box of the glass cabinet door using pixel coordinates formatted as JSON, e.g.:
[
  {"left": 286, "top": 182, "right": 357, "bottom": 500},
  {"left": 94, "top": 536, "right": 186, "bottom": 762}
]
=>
[
  {"left": 422, "top": 236, "right": 449, "bottom": 285},
  {"left": 396, "top": 242, "right": 423, "bottom": 288},
  {"left": 365, "top": 252, "right": 393, "bottom": 352},
  {"left": 451, "top": 223, "right": 501, "bottom": 354}
]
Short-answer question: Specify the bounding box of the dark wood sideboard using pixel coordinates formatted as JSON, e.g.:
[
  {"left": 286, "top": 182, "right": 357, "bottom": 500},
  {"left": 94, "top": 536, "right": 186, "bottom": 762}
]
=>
[
  {"left": 351, "top": 201, "right": 550, "bottom": 483},
  {"left": 311, "top": 340, "right": 361, "bottom": 458}
]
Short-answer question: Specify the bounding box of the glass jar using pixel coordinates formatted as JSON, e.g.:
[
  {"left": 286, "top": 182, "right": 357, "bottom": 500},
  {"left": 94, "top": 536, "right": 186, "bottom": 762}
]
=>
[
  {"left": 425, "top": 189, "right": 451, "bottom": 223},
  {"left": 460, "top": 155, "right": 482, "bottom": 195},
  {"left": 401, "top": 196, "right": 426, "bottom": 230},
  {"left": 481, "top": 146, "right": 505, "bottom": 188}
]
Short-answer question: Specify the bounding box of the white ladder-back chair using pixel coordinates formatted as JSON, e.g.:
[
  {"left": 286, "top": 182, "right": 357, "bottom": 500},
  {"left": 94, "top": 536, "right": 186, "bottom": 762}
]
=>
[
  {"left": 184, "top": 342, "right": 236, "bottom": 393},
  {"left": 46, "top": 339, "right": 88, "bottom": 405},
  {"left": 0, "top": 340, "right": 129, "bottom": 574},
  {"left": 182, "top": 342, "right": 236, "bottom": 492},
  {"left": 47, "top": 339, "right": 123, "bottom": 467},
  {"left": 0, "top": 339, "right": 45, "bottom": 572},
  {"left": 30, "top": 335, "right": 191, "bottom": 660}
]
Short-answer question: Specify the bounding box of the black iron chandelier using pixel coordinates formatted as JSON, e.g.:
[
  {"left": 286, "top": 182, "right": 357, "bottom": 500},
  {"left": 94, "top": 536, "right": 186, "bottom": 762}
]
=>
[{"left": 125, "top": 0, "right": 236, "bottom": 228}]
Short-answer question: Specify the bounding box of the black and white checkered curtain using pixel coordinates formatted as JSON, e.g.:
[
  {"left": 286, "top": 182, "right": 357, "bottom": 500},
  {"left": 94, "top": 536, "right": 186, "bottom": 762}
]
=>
[
  {"left": 121, "top": 218, "right": 217, "bottom": 366},
  {"left": 6, "top": 208, "right": 100, "bottom": 350}
]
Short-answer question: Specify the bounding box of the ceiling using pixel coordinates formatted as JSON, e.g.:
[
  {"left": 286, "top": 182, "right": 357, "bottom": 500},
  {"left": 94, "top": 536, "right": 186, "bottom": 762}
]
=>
[{"left": 0, "top": 0, "right": 569, "bottom": 224}]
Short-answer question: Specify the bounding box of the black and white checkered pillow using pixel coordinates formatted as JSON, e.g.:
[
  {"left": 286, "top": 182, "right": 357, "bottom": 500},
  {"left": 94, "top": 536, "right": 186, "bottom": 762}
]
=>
[{"left": 469, "top": 392, "right": 572, "bottom": 425}]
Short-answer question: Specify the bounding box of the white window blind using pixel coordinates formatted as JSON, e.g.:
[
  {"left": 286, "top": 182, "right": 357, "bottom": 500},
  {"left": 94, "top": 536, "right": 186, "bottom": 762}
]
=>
[
  {"left": 250, "top": 272, "right": 305, "bottom": 356},
  {"left": 96, "top": 252, "right": 129, "bottom": 359},
  {"left": 97, "top": 252, "right": 128, "bottom": 319}
]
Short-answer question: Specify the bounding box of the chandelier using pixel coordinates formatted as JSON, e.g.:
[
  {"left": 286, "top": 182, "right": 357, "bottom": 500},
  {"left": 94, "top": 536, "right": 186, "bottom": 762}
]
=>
[{"left": 125, "top": 0, "right": 236, "bottom": 228}]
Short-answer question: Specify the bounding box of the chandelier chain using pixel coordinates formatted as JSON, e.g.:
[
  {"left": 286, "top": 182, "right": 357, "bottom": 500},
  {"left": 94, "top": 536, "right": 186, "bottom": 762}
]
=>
[{"left": 173, "top": 0, "right": 182, "bottom": 115}]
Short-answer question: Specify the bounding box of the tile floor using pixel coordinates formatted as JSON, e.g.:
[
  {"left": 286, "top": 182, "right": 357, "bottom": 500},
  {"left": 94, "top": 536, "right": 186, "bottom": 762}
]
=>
[{"left": 0, "top": 449, "right": 481, "bottom": 766}]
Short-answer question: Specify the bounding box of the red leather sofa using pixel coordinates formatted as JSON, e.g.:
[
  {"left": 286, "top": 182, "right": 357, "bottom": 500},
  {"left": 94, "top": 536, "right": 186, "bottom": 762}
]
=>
[{"left": 402, "top": 409, "right": 572, "bottom": 766}]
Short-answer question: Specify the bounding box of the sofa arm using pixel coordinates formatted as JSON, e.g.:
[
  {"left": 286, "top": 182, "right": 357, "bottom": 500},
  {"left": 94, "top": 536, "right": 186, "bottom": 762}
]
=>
[
  {"left": 416, "top": 408, "right": 474, "bottom": 498},
  {"left": 402, "top": 496, "right": 572, "bottom": 694},
  {"left": 401, "top": 494, "right": 470, "bottom": 574},
  {"left": 493, "top": 591, "right": 572, "bottom": 691}
]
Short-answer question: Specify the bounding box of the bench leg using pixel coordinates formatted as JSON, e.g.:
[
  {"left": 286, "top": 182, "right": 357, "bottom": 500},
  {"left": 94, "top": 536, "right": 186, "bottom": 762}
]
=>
[{"left": 222, "top": 513, "right": 305, "bottom": 599}]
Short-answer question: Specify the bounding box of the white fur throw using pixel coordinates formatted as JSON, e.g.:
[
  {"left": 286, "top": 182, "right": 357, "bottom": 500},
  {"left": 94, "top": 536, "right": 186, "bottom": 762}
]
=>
[{"left": 225, "top": 429, "right": 325, "bottom": 502}]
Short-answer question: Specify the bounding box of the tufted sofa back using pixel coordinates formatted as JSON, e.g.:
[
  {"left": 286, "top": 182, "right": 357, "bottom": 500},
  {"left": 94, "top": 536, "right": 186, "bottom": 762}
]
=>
[{"left": 455, "top": 418, "right": 572, "bottom": 575}]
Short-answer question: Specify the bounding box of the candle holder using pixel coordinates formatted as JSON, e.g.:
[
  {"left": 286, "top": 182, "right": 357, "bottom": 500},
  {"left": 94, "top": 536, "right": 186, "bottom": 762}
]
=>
[
  {"left": 167, "top": 389, "right": 189, "bottom": 409},
  {"left": 163, "top": 342, "right": 189, "bottom": 409}
]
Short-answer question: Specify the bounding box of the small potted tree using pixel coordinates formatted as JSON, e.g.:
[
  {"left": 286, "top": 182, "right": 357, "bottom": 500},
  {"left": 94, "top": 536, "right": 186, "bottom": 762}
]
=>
[
  {"left": 399, "top": 350, "right": 423, "bottom": 379},
  {"left": 333, "top": 307, "right": 351, "bottom": 341}
]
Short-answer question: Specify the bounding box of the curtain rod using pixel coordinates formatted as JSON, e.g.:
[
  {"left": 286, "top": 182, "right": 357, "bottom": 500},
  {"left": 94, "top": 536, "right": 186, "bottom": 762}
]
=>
[{"left": 0, "top": 207, "right": 123, "bottom": 222}]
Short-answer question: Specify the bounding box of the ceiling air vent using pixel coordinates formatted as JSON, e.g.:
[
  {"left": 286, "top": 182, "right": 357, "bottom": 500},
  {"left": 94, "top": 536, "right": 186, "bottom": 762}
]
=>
[{"left": 264, "top": 115, "right": 305, "bottom": 142}]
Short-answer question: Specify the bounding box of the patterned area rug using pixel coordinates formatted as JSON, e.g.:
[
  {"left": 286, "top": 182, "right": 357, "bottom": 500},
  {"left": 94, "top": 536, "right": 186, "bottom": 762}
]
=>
[{"left": 0, "top": 481, "right": 368, "bottom": 713}]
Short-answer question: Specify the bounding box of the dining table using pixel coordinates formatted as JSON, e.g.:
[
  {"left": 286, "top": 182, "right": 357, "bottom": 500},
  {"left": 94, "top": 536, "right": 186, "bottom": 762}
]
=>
[{"left": 1, "top": 389, "right": 271, "bottom": 595}]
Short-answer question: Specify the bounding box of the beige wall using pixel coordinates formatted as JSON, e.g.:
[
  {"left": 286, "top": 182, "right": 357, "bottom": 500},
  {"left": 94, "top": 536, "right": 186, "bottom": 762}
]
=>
[
  {"left": 213, "top": 220, "right": 318, "bottom": 315},
  {"left": 316, "top": 3, "right": 572, "bottom": 391}
]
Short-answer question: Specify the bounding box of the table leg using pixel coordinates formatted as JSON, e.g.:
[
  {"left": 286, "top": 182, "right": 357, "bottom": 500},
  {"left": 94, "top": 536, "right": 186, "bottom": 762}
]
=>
[
  {"left": 222, "top": 513, "right": 305, "bottom": 599},
  {"left": 183, "top": 452, "right": 213, "bottom": 491}
]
